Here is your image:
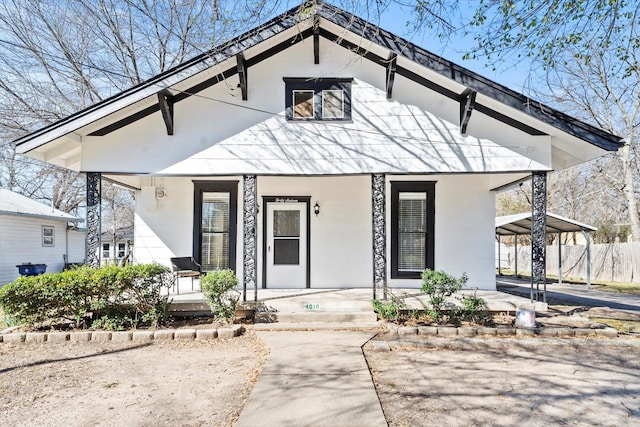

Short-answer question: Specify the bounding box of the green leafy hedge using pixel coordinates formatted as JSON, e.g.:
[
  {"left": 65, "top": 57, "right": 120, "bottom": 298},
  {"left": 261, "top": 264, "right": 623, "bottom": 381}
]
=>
[{"left": 0, "top": 263, "right": 173, "bottom": 330}]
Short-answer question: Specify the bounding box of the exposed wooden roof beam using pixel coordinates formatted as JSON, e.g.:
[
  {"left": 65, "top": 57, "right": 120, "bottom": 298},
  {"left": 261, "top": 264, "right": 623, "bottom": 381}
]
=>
[
  {"left": 236, "top": 53, "right": 248, "bottom": 100},
  {"left": 459, "top": 88, "right": 476, "bottom": 135},
  {"left": 385, "top": 52, "right": 397, "bottom": 100},
  {"left": 157, "top": 90, "right": 174, "bottom": 135},
  {"left": 313, "top": 15, "right": 320, "bottom": 64}
]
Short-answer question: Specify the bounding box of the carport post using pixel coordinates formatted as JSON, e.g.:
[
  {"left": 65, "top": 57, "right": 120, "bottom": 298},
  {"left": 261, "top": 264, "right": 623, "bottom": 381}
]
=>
[
  {"left": 558, "top": 232, "right": 562, "bottom": 284},
  {"left": 514, "top": 235, "right": 518, "bottom": 277},
  {"left": 497, "top": 235, "right": 502, "bottom": 275},
  {"left": 583, "top": 230, "right": 592, "bottom": 289}
]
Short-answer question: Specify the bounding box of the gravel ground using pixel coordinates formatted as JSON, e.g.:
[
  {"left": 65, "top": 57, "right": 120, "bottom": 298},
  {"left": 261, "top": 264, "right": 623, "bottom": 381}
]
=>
[
  {"left": 0, "top": 330, "right": 269, "bottom": 427},
  {"left": 365, "top": 337, "right": 640, "bottom": 426}
]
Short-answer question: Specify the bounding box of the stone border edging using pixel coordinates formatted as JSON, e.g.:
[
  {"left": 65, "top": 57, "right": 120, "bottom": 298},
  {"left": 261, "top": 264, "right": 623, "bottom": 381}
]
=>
[
  {"left": 386, "top": 323, "right": 620, "bottom": 338},
  {"left": 0, "top": 325, "right": 244, "bottom": 345}
]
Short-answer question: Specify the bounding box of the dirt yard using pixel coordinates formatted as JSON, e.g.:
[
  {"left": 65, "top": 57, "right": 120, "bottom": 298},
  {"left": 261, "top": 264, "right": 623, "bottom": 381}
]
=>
[
  {"left": 0, "top": 330, "right": 269, "bottom": 427},
  {"left": 365, "top": 338, "right": 640, "bottom": 426}
]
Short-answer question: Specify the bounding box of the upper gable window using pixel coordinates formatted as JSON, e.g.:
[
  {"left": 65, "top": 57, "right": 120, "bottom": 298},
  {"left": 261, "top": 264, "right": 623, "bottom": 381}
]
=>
[{"left": 284, "top": 78, "right": 352, "bottom": 121}]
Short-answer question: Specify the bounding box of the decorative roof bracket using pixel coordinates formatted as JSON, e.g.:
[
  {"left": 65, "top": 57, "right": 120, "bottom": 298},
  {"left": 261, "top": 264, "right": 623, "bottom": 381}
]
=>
[
  {"left": 236, "top": 53, "right": 248, "bottom": 101},
  {"left": 459, "top": 88, "right": 477, "bottom": 135},
  {"left": 156, "top": 90, "right": 174, "bottom": 136},
  {"left": 385, "top": 52, "right": 397, "bottom": 100}
]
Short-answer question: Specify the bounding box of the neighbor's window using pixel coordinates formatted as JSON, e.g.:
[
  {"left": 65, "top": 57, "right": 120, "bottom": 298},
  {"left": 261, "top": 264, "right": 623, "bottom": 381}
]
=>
[
  {"left": 102, "top": 243, "right": 110, "bottom": 258},
  {"left": 284, "top": 78, "right": 352, "bottom": 121},
  {"left": 117, "top": 243, "right": 126, "bottom": 258},
  {"left": 42, "top": 226, "right": 55, "bottom": 247}
]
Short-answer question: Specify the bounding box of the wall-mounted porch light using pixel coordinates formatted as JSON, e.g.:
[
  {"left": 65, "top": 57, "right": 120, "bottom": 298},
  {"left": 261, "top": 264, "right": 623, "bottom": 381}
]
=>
[{"left": 314, "top": 202, "right": 320, "bottom": 216}]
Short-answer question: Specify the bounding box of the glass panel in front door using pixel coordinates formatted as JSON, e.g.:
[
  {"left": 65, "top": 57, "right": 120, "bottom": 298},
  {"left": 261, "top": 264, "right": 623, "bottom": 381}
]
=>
[{"left": 273, "top": 210, "right": 300, "bottom": 265}]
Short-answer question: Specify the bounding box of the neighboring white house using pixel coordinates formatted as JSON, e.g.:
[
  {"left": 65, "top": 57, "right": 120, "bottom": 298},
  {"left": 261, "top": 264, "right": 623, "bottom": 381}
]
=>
[
  {"left": 0, "top": 189, "right": 84, "bottom": 285},
  {"left": 12, "top": 2, "right": 621, "bottom": 292},
  {"left": 100, "top": 225, "right": 134, "bottom": 265}
]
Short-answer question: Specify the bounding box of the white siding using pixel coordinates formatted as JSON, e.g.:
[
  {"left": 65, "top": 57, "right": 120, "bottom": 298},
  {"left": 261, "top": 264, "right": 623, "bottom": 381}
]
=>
[
  {"left": 134, "top": 175, "right": 497, "bottom": 290},
  {"left": 81, "top": 39, "right": 551, "bottom": 176},
  {"left": 67, "top": 229, "right": 86, "bottom": 264},
  {"left": 0, "top": 215, "right": 70, "bottom": 285}
]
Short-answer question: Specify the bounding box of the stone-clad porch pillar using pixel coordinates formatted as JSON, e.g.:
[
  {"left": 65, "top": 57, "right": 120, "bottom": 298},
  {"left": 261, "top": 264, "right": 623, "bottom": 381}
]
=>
[
  {"left": 531, "top": 171, "right": 547, "bottom": 301},
  {"left": 242, "top": 175, "right": 258, "bottom": 302},
  {"left": 85, "top": 172, "right": 101, "bottom": 268},
  {"left": 372, "top": 174, "right": 387, "bottom": 300}
]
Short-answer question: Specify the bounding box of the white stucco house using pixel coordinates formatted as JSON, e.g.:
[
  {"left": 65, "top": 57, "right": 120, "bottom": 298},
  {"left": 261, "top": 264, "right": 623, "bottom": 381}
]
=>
[
  {"left": 0, "top": 189, "right": 84, "bottom": 285},
  {"left": 12, "top": 2, "right": 621, "bottom": 296}
]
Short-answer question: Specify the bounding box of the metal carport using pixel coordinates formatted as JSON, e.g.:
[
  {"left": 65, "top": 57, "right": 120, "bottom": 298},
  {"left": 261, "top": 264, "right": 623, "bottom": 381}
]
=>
[{"left": 495, "top": 212, "right": 597, "bottom": 300}]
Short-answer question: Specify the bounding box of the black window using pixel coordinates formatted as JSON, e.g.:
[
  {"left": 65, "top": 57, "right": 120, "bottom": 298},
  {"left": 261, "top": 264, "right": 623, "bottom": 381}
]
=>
[
  {"left": 193, "top": 181, "right": 238, "bottom": 272},
  {"left": 284, "top": 78, "right": 352, "bottom": 121},
  {"left": 391, "top": 181, "right": 436, "bottom": 279}
]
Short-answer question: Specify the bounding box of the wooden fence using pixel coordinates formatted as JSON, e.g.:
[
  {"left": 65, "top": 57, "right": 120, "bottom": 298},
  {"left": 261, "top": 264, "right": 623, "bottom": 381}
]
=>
[{"left": 503, "top": 242, "right": 640, "bottom": 284}]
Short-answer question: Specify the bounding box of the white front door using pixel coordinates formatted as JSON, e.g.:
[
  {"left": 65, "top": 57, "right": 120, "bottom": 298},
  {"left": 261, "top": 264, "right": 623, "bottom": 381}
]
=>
[{"left": 266, "top": 202, "right": 307, "bottom": 288}]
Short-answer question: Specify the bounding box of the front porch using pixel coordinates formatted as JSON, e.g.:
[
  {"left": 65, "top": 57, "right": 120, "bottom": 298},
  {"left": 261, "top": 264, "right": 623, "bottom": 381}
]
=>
[{"left": 167, "top": 284, "right": 547, "bottom": 321}]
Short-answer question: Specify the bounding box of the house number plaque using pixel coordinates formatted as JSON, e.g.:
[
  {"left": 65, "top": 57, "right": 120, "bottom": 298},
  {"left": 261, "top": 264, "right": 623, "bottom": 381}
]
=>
[{"left": 304, "top": 303, "right": 320, "bottom": 310}]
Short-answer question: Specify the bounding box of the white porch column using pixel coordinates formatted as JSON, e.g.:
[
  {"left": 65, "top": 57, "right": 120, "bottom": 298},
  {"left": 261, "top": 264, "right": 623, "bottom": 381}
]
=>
[{"left": 372, "top": 173, "right": 387, "bottom": 299}]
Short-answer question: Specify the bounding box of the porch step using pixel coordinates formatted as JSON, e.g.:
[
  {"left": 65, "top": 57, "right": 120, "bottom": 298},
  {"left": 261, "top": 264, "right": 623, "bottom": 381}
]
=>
[
  {"left": 255, "top": 311, "right": 378, "bottom": 324},
  {"left": 253, "top": 321, "right": 382, "bottom": 331}
]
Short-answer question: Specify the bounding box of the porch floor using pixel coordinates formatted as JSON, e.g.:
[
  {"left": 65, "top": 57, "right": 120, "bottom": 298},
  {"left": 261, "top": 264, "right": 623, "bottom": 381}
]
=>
[{"left": 168, "top": 281, "right": 547, "bottom": 315}]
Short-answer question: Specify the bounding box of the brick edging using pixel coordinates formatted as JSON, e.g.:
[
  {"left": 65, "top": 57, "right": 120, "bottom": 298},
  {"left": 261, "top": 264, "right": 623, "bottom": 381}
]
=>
[
  {"left": 386, "top": 324, "right": 620, "bottom": 338},
  {"left": 0, "top": 325, "right": 244, "bottom": 345}
]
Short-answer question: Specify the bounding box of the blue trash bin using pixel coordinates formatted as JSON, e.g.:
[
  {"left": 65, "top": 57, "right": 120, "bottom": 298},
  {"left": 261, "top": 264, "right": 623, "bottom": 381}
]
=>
[{"left": 16, "top": 263, "right": 47, "bottom": 276}]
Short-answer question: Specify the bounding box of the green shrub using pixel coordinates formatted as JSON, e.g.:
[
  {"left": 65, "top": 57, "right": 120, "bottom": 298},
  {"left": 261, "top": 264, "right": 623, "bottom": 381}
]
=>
[
  {"left": 421, "top": 269, "right": 468, "bottom": 323},
  {"left": 200, "top": 269, "right": 239, "bottom": 323},
  {"left": 460, "top": 291, "right": 491, "bottom": 325},
  {"left": 372, "top": 293, "right": 406, "bottom": 322},
  {"left": 0, "top": 263, "right": 172, "bottom": 330}
]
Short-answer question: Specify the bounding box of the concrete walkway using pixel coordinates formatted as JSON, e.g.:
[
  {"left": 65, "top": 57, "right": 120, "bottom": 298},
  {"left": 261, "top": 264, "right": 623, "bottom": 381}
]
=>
[
  {"left": 497, "top": 276, "right": 640, "bottom": 311},
  {"left": 236, "top": 331, "right": 387, "bottom": 427}
]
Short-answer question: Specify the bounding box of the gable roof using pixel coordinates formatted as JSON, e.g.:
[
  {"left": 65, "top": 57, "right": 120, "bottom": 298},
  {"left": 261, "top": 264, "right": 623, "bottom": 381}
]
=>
[
  {"left": 14, "top": 1, "right": 621, "bottom": 156},
  {"left": 0, "top": 189, "right": 80, "bottom": 222}
]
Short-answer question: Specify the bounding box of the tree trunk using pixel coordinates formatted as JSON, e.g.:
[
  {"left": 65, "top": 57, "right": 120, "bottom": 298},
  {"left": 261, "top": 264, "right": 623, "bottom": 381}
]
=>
[{"left": 621, "top": 143, "right": 640, "bottom": 241}]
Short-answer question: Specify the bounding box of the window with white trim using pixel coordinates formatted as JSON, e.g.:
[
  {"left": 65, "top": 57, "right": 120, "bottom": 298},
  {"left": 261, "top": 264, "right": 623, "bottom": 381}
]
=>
[
  {"left": 42, "top": 226, "right": 55, "bottom": 247},
  {"left": 284, "top": 78, "right": 352, "bottom": 121},
  {"left": 102, "top": 243, "right": 110, "bottom": 258}
]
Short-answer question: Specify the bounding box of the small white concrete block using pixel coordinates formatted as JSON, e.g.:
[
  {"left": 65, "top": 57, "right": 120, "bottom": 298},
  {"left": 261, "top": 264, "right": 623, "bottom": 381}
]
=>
[
  {"left": 437, "top": 327, "right": 458, "bottom": 337},
  {"left": 398, "top": 326, "right": 418, "bottom": 336},
  {"left": 196, "top": 329, "right": 218, "bottom": 340},
  {"left": 371, "top": 341, "right": 391, "bottom": 352},
  {"left": 596, "top": 327, "right": 618, "bottom": 338},
  {"left": 418, "top": 326, "right": 438, "bottom": 336},
  {"left": 153, "top": 330, "right": 174, "bottom": 340},
  {"left": 3, "top": 333, "right": 26, "bottom": 343},
  {"left": 457, "top": 327, "right": 477, "bottom": 337},
  {"left": 25, "top": 332, "right": 47, "bottom": 343},
  {"left": 91, "top": 331, "right": 112, "bottom": 342},
  {"left": 174, "top": 329, "right": 196, "bottom": 341},
  {"left": 70, "top": 331, "right": 92, "bottom": 342},
  {"left": 47, "top": 332, "right": 70, "bottom": 343},
  {"left": 111, "top": 331, "right": 132, "bottom": 342},
  {"left": 132, "top": 331, "right": 154, "bottom": 342}
]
